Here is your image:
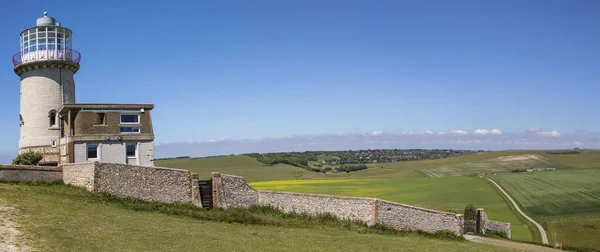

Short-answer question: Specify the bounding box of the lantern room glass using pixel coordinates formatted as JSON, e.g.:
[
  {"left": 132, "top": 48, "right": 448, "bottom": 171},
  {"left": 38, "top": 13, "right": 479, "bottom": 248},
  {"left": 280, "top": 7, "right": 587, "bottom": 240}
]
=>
[{"left": 20, "top": 26, "right": 72, "bottom": 54}]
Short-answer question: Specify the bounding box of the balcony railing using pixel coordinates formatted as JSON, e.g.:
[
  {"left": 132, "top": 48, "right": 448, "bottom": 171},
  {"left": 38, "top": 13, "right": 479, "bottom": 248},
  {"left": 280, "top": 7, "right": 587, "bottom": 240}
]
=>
[{"left": 12, "top": 49, "right": 81, "bottom": 66}]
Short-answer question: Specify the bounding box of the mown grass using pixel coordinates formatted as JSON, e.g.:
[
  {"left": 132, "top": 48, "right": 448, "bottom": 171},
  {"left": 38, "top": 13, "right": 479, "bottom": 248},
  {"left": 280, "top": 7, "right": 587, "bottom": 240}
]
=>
[
  {"left": 0, "top": 182, "right": 518, "bottom": 252},
  {"left": 494, "top": 168, "right": 600, "bottom": 250},
  {"left": 251, "top": 177, "right": 533, "bottom": 242}
]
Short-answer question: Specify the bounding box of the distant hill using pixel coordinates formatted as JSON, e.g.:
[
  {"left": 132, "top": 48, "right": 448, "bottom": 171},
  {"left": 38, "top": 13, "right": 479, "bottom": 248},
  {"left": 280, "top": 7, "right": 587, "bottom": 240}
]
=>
[{"left": 156, "top": 149, "right": 600, "bottom": 181}]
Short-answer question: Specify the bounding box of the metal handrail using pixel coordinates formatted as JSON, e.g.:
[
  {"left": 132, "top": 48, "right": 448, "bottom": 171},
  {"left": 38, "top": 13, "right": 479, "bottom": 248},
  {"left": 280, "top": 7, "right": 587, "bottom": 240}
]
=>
[{"left": 12, "top": 49, "right": 81, "bottom": 66}]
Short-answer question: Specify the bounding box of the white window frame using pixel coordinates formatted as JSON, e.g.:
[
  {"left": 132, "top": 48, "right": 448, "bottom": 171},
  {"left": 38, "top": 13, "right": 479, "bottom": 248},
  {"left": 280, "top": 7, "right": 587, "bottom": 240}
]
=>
[
  {"left": 125, "top": 142, "right": 139, "bottom": 165},
  {"left": 120, "top": 114, "right": 140, "bottom": 124},
  {"left": 120, "top": 126, "right": 141, "bottom": 133},
  {"left": 86, "top": 143, "right": 100, "bottom": 161}
]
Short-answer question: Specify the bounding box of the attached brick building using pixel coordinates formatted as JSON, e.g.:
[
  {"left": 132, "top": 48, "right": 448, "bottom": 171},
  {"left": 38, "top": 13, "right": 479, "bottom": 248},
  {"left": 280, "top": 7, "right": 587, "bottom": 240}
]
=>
[{"left": 58, "top": 104, "right": 155, "bottom": 166}]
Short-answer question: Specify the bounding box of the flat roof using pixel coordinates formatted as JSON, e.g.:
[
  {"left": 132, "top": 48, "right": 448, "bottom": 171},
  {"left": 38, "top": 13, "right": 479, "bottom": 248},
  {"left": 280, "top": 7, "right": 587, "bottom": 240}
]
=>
[{"left": 59, "top": 103, "right": 154, "bottom": 113}]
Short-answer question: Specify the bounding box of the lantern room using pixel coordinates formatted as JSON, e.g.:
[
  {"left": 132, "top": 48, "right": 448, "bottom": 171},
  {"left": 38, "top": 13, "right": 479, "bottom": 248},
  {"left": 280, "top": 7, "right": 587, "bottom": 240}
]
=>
[{"left": 13, "top": 12, "right": 80, "bottom": 66}]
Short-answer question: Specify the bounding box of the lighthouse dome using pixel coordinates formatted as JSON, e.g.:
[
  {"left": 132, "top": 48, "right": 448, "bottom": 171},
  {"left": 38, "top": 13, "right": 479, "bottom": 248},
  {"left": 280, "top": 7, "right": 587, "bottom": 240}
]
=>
[{"left": 36, "top": 12, "right": 56, "bottom": 26}]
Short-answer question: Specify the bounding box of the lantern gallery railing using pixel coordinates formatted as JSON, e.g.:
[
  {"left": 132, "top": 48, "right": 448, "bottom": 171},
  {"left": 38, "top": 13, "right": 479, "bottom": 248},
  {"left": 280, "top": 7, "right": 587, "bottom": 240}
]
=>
[{"left": 12, "top": 49, "right": 81, "bottom": 66}]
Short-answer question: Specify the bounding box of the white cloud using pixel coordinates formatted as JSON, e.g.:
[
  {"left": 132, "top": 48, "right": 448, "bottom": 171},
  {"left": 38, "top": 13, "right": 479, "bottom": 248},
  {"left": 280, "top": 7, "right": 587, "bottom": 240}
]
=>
[
  {"left": 153, "top": 129, "right": 595, "bottom": 158},
  {"left": 474, "top": 128, "right": 502, "bottom": 135},
  {"left": 451, "top": 130, "right": 469, "bottom": 136},
  {"left": 490, "top": 129, "right": 502, "bottom": 135},
  {"left": 370, "top": 130, "right": 384, "bottom": 136},
  {"left": 525, "top": 128, "right": 561, "bottom": 137},
  {"left": 536, "top": 131, "right": 561, "bottom": 137}
]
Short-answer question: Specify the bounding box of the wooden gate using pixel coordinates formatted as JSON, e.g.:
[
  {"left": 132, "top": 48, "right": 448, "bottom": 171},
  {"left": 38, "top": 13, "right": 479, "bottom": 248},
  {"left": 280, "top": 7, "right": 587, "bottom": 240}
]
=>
[{"left": 198, "top": 179, "right": 213, "bottom": 209}]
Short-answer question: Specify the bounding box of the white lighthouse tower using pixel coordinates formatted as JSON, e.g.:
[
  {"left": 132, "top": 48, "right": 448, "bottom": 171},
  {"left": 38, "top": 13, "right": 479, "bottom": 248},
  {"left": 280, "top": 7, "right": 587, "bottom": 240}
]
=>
[{"left": 13, "top": 12, "right": 80, "bottom": 165}]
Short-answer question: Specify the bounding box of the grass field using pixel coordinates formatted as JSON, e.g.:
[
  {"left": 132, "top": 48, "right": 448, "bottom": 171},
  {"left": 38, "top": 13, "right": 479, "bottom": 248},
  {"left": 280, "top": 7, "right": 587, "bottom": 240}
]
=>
[
  {"left": 251, "top": 177, "right": 533, "bottom": 242},
  {"left": 494, "top": 168, "right": 600, "bottom": 249},
  {"left": 422, "top": 154, "right": 560, "bottom": 177},
  {"left": 156, "top": 155, "right": 426, "bottom": 181},
  {"left": 0, "top": 182, "right": 517, "bottom": 252},
  {"left": 156, "top": 150, "right": 597, "bottom": 181},
  {"left": 156, "top": 150, "right": 600, "bottom": 248},
  {"left": 539, "top": 150, "right": 600, "bottom": 169}
]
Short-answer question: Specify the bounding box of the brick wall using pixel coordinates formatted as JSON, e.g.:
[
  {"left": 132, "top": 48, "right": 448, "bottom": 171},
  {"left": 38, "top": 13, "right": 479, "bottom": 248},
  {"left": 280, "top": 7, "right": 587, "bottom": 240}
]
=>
[
  {"left": 211, "top": 173, "right": 468, "bottom": 236},
  {"left": 0, "top": 165, "right": 62, "bottom": 182}
]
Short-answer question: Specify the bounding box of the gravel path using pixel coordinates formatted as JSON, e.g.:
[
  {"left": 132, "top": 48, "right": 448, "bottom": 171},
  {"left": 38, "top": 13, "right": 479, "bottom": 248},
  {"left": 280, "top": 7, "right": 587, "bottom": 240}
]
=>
[
  {"left": 0, "top": 206, "right": 29, "bottom": 252},
  {"left": 464, "top": 234, "right": 559, "bottom": 252},
  {"left": 487, "top": 178, "right": 549, "bottom": 245}
]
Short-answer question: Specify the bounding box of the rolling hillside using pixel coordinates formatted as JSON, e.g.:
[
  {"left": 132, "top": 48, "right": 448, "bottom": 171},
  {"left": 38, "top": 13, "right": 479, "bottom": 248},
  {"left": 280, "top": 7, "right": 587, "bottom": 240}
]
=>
[{"left": 157, "top": 150, "right": 600, "bottom": 181}]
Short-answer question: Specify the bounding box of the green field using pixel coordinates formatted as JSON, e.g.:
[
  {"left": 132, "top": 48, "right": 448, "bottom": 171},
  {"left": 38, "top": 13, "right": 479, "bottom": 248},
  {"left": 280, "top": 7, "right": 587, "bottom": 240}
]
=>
[
  {"left": 250, "top": 177, "right": 533, "bottom": 241},
  {"left": 156, "top": 155, "right": 426, "bottom": 181},
  {"left": 494, "top": 168, "right": 600, "bottom": 249},
  {"left": 157, "top": 150, "right": 600, "bottom": 248},
  {"left": 156, "top": 150, "right": 592, "bottom": 181},
  {"left": 0, "top": 183, "right": 516, "bottom": 252}
]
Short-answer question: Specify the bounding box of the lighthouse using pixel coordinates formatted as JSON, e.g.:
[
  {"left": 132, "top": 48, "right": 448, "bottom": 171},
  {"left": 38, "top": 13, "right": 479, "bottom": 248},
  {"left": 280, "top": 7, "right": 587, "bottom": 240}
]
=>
[
  {"left": 13, "top": 12, "right": 80, "bottom": 165},
  {"left": 12, "top": 13, "right": 156, "bottom": 167}
]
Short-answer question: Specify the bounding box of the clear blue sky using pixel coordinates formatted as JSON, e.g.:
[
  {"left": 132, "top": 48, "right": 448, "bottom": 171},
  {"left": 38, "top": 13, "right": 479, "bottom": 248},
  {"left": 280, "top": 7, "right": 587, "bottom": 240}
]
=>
[{"left": 0, "top": 0, "right": 599, "bottom": 157}]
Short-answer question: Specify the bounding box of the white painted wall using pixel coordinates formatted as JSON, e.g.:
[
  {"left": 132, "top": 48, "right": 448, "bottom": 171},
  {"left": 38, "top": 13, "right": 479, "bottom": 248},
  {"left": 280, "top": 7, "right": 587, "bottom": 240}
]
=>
[
  {"left": 73, "top": 140, "right": 154, "bottom": 166},
  {"left": 19, "top": 68, "right": 75, "bottom": 149}
]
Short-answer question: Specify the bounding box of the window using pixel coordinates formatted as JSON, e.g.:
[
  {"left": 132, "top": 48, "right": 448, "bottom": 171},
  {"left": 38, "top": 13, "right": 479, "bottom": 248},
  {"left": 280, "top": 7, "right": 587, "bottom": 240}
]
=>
[
  {"left": 94, "top": 113, "right": 106, "bottom": 125},
  {"left": 87, "top": 144, "right": 98, "bottom": 159},
  {"left": 120, "top": 126, "right": 140, "bottom": 133},
  {"left": 126, "top": 143, "right": 137, "bottom": 158},
  {"left": 120, "top": 114, "right": 139, "bottom": 124},
  {"left": 48, "top": 111, "right": 57, "bottom": 127}
]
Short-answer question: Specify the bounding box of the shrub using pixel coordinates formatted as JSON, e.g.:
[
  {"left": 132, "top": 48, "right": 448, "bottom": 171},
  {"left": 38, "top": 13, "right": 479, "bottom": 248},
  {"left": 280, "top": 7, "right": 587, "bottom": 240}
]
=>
[
  {"left": 12, "top": 151, "right": 43, "bottom": 165},
  {"left": 484, "top": 229, "right": 509, "bottom": 239}
]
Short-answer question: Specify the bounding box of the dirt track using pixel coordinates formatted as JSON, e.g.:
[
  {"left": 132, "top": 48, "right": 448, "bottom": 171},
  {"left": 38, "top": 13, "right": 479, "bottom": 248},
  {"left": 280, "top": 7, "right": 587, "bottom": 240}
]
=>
[
  {"left": 0, "top": 206, "right": 29, "bottom": 252},
  {"left": 465, "top": 235, "right": 560, "bottom": 252},
  {"left": 487, "top": 178, "right": 549, "bottom": 245}
]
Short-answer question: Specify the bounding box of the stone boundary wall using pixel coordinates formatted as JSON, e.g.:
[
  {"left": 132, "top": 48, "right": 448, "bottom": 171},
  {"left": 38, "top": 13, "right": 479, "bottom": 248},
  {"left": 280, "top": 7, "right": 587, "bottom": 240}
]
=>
[
  {"left": 61, "top": 162, "right": 95, "bottom": 191},
  {"left": 95, "top": 163, "right": 200, "bottom": 206},
  {"left": 212, "top": 173, "right": 258, "bottom": 209},
  {"left": 60, "top": 162, "right": 202, "bottom": 207},
  {"left": 259, "top": 191, "right": 376, "bottom": 225},
  {"left": 0, "top": 164, "right": 62, "bottom": 182},
  {"left": 212, "top": 173, "right": 467, "bottom": 235},
  {"left": 480, "top": 209, "right": 511, "bottom": 238},
  {"left": 375, "top": 200, "right": 463, "bottom": 235}
]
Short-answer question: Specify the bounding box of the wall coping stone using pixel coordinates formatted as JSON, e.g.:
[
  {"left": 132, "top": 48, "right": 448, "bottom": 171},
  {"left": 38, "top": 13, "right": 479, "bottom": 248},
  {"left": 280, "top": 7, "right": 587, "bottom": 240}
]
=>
[
  {"left": 376, "top": 199, "right": 460, "bottom": 216},
  {"left": 260, "top": 190, "right": 375, "bottom": 201},
  {"left": 0, "top": 164, "right": 62, "bottom": 172},
  {"left": 95, "top": 162, "right": 191, "bottom": 174}
]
